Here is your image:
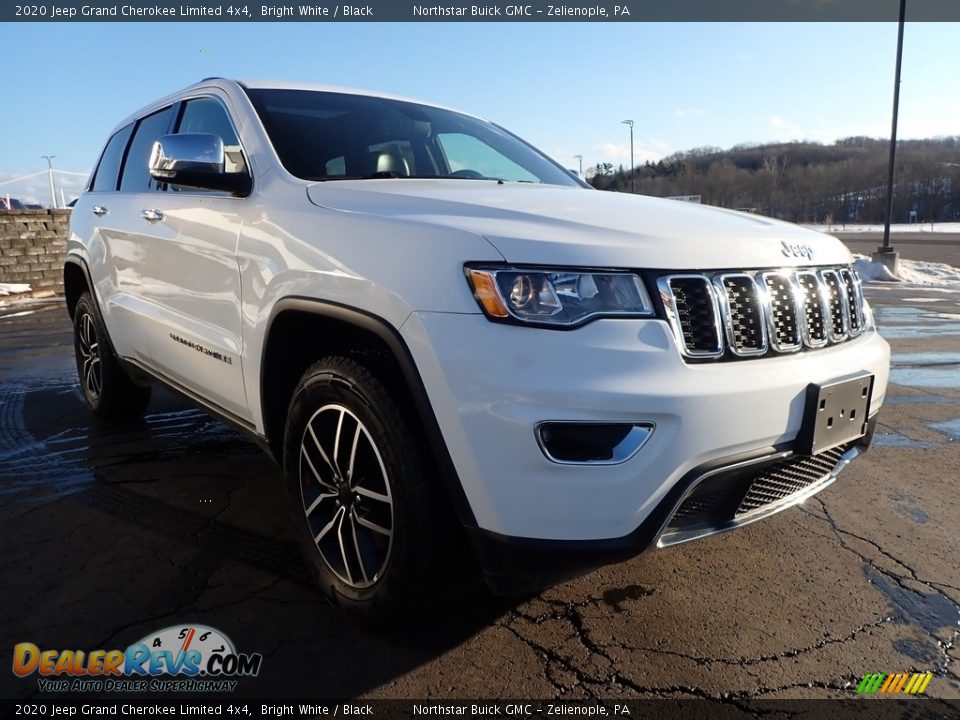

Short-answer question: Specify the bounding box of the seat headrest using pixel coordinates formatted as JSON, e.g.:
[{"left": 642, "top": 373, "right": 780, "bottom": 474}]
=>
[{"left": 369, "top": 148, "right": 410, "bottom": 177}]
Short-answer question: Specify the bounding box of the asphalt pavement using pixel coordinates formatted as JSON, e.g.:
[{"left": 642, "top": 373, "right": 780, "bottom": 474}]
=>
[{"left": 1, "top": 258, "right": 958, "bottom": 702}]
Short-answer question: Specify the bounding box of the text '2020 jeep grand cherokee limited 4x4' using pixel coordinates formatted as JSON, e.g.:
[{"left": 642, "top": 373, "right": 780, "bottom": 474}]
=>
[{"left": 66, "top": 78, "right": 890, "bottom": 623}]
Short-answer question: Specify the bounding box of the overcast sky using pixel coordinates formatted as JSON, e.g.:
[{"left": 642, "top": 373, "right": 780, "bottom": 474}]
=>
[{"left": 1, "top": 21, "right": 957, "bottom": 202}]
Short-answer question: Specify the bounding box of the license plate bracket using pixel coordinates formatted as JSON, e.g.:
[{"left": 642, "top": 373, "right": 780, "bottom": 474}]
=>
[{"left": 797, "top": 373, "right": 874, "bottom": 456}]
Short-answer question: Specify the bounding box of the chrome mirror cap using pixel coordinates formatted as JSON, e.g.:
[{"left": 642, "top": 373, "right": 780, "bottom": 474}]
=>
[
  {"left": 149, "top": 133, "right": 225, "bottom": 177},
  {"left": 148, "top": 133, "right": 251, "bottom": 195}
]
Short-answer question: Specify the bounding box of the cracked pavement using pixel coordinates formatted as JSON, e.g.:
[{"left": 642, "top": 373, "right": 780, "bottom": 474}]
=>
[{"left": 1, "top": 263, "right": 958, "bottom": 702}]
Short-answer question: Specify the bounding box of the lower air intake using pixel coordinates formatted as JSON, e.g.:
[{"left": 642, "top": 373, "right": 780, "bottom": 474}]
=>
[{"left": 661, "top": 442, "right": 855, "bottom": 544}]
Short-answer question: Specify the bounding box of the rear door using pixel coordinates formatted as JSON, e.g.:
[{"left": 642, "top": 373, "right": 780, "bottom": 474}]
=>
[
  {"left": 72, "top": 122, "right": 147, "bottom": 358},
  {"left": 118, "top": 97, "right": 250, "bottom": 421}
]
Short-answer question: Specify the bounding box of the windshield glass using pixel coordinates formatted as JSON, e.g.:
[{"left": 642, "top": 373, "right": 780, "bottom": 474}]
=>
[{"left": 245, "top": 88, "right": 581, "bottom": 186}]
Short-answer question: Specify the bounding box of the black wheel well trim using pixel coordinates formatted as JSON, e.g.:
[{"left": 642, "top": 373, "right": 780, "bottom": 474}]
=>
[
  {"left": 260, "top": 296, "right": 478, "bottom": 529},
  {"left": 63, "top": 254, "right": 94, "bottom": 320},
  {"left": 63, "top": 255, "right": 123, "bottom": 361}
]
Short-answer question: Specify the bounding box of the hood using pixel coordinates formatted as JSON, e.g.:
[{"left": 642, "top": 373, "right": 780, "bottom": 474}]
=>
[{"left": 306, "top": 181, "right": 850, "bottom": 270}]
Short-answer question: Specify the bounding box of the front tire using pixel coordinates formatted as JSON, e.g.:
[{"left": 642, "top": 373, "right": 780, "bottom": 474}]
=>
[
  {"left": 283, "top": 356, "right": 455, "bottom": 625},
  {"left": 73, "top": 292, "right": 151, "bottom": 419}
]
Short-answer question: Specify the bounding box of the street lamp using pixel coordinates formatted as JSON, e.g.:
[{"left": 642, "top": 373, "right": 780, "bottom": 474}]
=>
[
  {"left": 573, "top": 154, "right": 583, "bottom": 177},
  {"left": 41, "top": 155, "right": 58, "bottom": 209},
  {"left": 874, "top": 0, "right": 906, "bottom": 274},
  {"left": 621, "top": 120, "right": 634, "bottom": 193}
]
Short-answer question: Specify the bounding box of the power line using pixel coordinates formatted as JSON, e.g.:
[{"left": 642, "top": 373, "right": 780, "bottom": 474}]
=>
[{"left": 0, "top": 171, "right": 48, "bottom": 187}]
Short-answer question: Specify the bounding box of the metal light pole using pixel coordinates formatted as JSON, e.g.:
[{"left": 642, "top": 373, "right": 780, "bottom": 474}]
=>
[
  {"left": 41, "top": 155, "right": 58, "bottom": 209},
  {"left": 621, "top": 120, "right": 634, "bottom": 193},
  {"left": 574, "top": 154, "right": 583, "bottom": 177},
  {"left": 874, "top": 0, "right": 906, "bottom": 274}
]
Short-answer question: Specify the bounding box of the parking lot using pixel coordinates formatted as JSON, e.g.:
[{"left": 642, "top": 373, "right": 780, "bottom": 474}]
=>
[{"left": 1, "top": 240, "right": 958, "bottom": 702}]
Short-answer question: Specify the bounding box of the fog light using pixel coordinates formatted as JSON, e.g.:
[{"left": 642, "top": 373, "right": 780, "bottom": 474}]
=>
[{"left": 536, "top": 422, "right": 654, "bottom": 465}]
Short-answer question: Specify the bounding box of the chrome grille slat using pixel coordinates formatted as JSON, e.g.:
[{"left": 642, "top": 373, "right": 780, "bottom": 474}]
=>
[
  {"left": 840, "top": 268, "right": 865, "bottom": 337},
  {"left": 759, "top": 272, "right": 803, "bottom": 353},
  {"left": 714, "top": 274, "right": 767, "bottom": 356},
  {"left": 795, "top": 271, "right": 829, "bottom": 348},
  {"left": 661, "top": 265, "right": 866, "bottom": 362},
  {"left": 820, "top": 269, "right": 850, "bottom": 342},
  {"left": 658, "top": 275, "right": 724, "bottom": 358}
]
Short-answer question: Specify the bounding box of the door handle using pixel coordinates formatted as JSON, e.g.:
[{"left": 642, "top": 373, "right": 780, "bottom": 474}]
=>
[
  {"left": 140, "top": 209, "right": 164, "bottom": 223},
  {"left": 92, "top": 205, "right": 108, "bottom": 217}
]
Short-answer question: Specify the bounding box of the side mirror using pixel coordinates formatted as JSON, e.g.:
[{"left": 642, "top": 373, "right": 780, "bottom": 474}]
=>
[{"left": 149, "top": 133, "right": 251, "bottom": 195}]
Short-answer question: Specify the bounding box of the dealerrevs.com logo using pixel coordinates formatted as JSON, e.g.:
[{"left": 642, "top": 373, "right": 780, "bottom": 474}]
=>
[{"left": 13, "top": 625, "right": 263, "bottom": 693}]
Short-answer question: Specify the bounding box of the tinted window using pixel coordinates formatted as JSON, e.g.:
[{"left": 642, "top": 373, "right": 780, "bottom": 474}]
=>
[
  {"left": 245, "top": 88, "right": 579, "bottom": 186},
  {"left": 176, "top": 97, "right": 239, "bottom": 143},
  {"left": 170, "top": 98, "right": 247, "bottom": 188},
  {"left": 91, "top": 124, "right": 133, "bottom": 192},
  {"left": 119, "top": 107, "right": 173, "bottom": 193}
]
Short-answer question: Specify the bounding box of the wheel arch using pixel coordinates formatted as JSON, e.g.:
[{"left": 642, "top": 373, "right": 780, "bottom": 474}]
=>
[
  {"left": 260, "top": 297, "right": 477, "bottom": 529},
  {"left": 63, "top": 255, "right": 93, "bottom": 320}
]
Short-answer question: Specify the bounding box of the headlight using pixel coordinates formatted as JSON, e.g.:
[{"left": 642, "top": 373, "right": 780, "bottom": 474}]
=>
[{"left": 465, "top": 265, "right": 654, "bottom": 327}]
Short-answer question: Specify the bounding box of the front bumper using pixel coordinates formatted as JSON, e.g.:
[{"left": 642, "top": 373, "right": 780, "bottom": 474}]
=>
[
  {"left": 470, "top": 424, "right": 874, "bottom": 595},
  {"left": 400, "top": 312, "right": 890, "bottom": 587}
]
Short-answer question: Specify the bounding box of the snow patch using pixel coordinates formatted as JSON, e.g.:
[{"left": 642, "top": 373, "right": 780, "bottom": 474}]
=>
[
  {"left": 808, "top": 223, "right": 960, "bottom": 234},
  {"left": 853, "top": 254, "right": 960, "bottom": 288},
  {"left": 0, "top": 283, "right": 32, "bottom": 297}
]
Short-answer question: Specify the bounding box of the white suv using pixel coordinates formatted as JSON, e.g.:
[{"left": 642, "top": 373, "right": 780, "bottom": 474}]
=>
[{"left": 66, "top": 78, "right": 890, "bottom": 623}]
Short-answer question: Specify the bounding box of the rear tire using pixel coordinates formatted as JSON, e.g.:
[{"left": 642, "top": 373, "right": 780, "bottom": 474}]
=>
[
  {"left": 283, "top": 355, "right": 457, "bottom": 626},
  {"left": 73, "top": 292, "right": 151, "bottom": 419}
]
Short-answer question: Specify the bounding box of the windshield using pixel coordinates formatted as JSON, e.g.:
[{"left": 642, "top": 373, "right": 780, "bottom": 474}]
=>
[{"left": 245, "top": 88, "right": 582, "bottom": 187}]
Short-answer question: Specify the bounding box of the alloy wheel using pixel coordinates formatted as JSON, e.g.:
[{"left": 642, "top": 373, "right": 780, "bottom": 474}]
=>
[
  {"left": 299, "top": 404, "right": 394, "bottom": 589},
  {"left": 78, "top": 312, "right": 103, "bottom": 399}
]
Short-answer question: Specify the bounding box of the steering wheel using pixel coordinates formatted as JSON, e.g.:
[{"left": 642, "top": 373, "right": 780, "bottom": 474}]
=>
[{"left": 450, "top": 169, "right": 485, "bottom": 179}]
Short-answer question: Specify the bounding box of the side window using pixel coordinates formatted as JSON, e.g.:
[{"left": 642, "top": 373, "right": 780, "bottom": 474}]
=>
[
  {"left": 172, "top": 97, "right": 247, "bottom": 187},
  {"left": 119, "top": 107, "right": 174, "bottom": 193},
  {"left": 90, "top": 124, "right": 133, "bottom": 192}
]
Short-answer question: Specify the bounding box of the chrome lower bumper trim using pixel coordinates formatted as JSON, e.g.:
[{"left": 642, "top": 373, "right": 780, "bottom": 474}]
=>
[{"left": 656, "top": 444, "right": 862, "bottom": 549}]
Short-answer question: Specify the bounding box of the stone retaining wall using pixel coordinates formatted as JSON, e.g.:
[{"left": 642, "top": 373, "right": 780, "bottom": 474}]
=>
[{"left": 0, "top": 209, "right": 70, "bottom": 295}]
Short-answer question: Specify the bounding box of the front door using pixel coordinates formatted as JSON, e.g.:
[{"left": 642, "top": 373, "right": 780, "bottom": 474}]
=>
[{"left": 118, "top": 97, "right": 250, "bottom": 420}]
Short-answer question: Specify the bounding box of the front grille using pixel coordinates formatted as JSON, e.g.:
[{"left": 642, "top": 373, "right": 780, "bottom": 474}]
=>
[
  {"left": 660, "top": 265, "right": 866, "bottom": 361},
  {"left": 663, "top": 442, "right": 855, "bottom": 540},
  {"left": 735, "top": 443, "right": 851, "bottom": 516}
]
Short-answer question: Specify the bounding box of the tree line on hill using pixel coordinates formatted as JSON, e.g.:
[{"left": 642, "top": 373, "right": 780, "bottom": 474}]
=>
[{"left": 588, "top": 137, "right": 960, "bottom": 224}]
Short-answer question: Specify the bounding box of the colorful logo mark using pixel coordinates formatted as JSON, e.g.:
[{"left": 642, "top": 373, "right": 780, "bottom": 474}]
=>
[
  {"left": 856, "top": 672, "right": 933, "bottom": 695},
  {"left": 13, "top": 624, "right": 261, "bottom": 679}
]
